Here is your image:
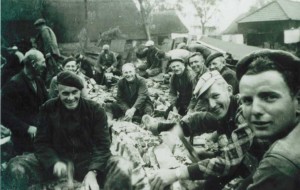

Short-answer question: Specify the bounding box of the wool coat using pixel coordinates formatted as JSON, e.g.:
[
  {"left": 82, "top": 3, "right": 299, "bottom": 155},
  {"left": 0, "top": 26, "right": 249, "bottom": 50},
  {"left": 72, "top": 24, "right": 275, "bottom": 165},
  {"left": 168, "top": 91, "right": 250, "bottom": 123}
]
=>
[
  {"left": 1, "top": 71, "right": 49, "bottom": 153},
  {"left": 34, "top": 98, "right": 112, "bottom": 180}
]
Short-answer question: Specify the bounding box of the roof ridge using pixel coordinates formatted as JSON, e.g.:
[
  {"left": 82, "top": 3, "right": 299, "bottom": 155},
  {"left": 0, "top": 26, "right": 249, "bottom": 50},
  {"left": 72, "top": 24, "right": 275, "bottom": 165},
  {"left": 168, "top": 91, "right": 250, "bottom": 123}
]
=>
[
  {"left": 276, "top": 0, "right": 291, "bottom": 19},
  {"left": 238, "top": 0, "right": 277, "bottom": 22}
]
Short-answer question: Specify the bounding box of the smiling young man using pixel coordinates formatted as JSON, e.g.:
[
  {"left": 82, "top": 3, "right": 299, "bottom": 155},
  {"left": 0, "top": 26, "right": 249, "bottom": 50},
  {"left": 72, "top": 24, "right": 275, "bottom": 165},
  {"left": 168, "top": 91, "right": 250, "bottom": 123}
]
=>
[
  {"left": 5, "top": 71, "right": 112, "bottom": 190},
  {"left": 236, "top": 50, "right": 300, "bottom": 189},
  {"left": 109, "top": 63, "right": 153, "bottom": 122},
  {"left": 144, "top": 70, "right": 254, "bottom": 190},
  {"left": 188, "top": 52, "right": 208, "bottom": 81}
]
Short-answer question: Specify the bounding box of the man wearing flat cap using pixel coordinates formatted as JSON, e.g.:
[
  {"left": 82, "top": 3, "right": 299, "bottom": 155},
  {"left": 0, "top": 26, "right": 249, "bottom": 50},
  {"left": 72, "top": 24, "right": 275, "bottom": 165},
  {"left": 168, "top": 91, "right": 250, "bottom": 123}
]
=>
[
  {"left": 205, "top": 52, "right": 238, "bottom": 94},
  {"left": 143, "top": 70, "right": 254, "bottom": 190},
  {"left": 34, "top": 18, "right": 61, "bottom": 87},
  {"left": 136, "top": 40, "right": 164, "bottom": 77},
  {"left": 165, "top": 49, "right": 197, "bottom": 117},
  {"left": 1, "top": 49, "right": 48, "bottom": 154},
  {"left": 235, "top": 49, "right": 300, "bottom": 189},
  {"left": 5, "top": 71, "right": 113, "bottom": 190}
]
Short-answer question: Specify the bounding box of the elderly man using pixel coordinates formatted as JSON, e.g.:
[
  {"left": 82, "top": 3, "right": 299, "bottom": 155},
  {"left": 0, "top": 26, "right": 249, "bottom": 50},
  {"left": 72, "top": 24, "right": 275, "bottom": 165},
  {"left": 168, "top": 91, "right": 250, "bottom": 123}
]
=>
[
  {"left": 205, "top": 52, "right": 238, "bottom": 94},
  {"left": 5, "top": 71, "right": 113, "bottom": 190},
  {"left": 236, "top": 50, "right": 300, "bottom": 189},
  {"left": 108, "top": 63, "right": 153, "bottom": 122},
  {"left": 136, "top": 40, "right": 164, "bottom": 77},
  {"left": 34, "top": 18, "right": 61, "bottom": 86},
  {"left": 1, "top": 49, "right": 48, "bottom": 154},
  {"left": 144, "top": 70, "right": 254, "bottom": 190},
  {"left": 167, "top": 49, "right": 196, "bottom": 117}
]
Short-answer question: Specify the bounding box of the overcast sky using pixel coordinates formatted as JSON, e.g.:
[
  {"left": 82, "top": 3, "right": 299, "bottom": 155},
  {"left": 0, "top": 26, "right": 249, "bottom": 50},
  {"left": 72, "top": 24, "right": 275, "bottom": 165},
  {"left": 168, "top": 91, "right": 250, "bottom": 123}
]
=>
[{"left": 217, "top": 0, "right": 256, "bottom": 30}]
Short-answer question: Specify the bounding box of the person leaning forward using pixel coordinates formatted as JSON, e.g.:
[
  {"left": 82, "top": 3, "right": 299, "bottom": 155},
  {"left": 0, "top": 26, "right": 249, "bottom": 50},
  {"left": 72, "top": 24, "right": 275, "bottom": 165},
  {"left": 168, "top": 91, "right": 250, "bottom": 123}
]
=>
[
  {"left": 4, "top": 71, "right": 113, "bottom": 190},
  {"left": 143, "top": 70, "right": 254, "bottom": 190}
]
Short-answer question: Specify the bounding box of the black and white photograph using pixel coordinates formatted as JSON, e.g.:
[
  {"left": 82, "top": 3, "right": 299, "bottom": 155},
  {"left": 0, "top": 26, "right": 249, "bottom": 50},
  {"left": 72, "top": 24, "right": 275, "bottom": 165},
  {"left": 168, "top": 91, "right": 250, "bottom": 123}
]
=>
[{"left": 1, "top": 0, "right": 300, "bottom": 189}]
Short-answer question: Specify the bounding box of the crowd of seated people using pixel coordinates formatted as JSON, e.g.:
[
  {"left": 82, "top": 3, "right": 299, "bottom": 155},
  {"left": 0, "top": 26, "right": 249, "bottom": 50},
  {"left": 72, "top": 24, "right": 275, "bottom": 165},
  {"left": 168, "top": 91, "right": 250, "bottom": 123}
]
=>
[{"left": 1, "top": 18, "right": 299, "bottom": 190}]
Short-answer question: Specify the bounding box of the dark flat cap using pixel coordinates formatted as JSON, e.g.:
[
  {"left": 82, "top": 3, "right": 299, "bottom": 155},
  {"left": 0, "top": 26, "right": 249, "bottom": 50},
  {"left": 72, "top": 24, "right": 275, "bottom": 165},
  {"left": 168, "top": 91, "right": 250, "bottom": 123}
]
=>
[
  {"left": 57, "top": 71, "right": 84, "bottom": 90},
  {"left": 205, "top": 52, "right": 224, "bottom": 66},
  {"left": 236, "top": 49, "right": 300, "bottom": 81},
  {"left": 62, "top": 57, "right": 77, "bottom": 67},
  {"left": 34, "top": 18, "right": 46, "bottom": 26}
]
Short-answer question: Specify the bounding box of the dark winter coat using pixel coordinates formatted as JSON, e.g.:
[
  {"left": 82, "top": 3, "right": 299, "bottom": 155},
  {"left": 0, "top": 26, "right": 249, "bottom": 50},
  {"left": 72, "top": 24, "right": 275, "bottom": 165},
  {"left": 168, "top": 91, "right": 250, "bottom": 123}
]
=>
[
  {"left": 34, "top": 98, "right": 112, "bottom": 179},
  {"left": 1, "top": 71, "right": 48, "bottom": 153}
]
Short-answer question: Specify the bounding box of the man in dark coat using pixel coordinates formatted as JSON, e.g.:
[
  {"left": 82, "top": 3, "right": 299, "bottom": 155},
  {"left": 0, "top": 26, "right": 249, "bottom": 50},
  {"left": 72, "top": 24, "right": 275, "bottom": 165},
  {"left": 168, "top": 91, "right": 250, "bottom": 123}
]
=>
[
  {"left": 97, "top": 44, "right": 117, "bottom": 72},
  {"left": 5, "top": 71, "right": 113, "bottom": 190},
  {"left": 205, "top": 52, "right": 238, "bottom": 94},
  {"left": 167, "top": 49, "right": 196, "bottom": 117},
  {"left": 34, "top": 18, "right": 62, "bottom": 86},
  {"left": 1, "top": 49, "right": 48, "bottom": 154},
  {"left": 136, "top": 40, "right": 164, "bottom": 77},
  {"left": 109, "top": 63, "right": 153, "bottom": 122}
]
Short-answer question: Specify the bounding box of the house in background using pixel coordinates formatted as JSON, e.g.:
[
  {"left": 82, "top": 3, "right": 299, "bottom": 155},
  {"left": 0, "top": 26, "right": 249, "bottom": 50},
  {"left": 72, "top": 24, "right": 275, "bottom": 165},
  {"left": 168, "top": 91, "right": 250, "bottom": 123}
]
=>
[
  {"left": 1, "top": 0, "right": 188, "bottom": 53},
  {"left": 237, "top": 0, "right": 300, "bottom": 49},
  {"left": 221, "top": 13, "right": 250, "bottom": 44},
  {"left": 151, "top": 10, "right": 188, "bottom": 47}
]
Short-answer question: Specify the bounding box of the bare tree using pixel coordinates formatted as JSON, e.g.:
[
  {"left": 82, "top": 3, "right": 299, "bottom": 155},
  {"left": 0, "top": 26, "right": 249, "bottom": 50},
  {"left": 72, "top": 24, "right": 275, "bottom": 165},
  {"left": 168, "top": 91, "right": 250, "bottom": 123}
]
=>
[
  {"left": 136, "top": 0, "right": 170, "bottom": 40},
  {"left": 188, "top": 0, "right": 221, "bottom": 35}
]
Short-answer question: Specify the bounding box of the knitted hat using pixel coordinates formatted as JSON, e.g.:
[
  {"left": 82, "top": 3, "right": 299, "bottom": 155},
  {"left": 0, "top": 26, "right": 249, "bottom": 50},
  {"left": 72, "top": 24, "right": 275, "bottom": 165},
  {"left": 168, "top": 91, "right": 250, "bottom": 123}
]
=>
[
  {"left": 57, "top": 71, "right": 84, "bottom": 90},
  {"left": 236, "top": 49, "right": 300, "bottom": 81},
  {"left": 205, "top": 52, "right": 224, "bottom": 67},
  {"left": 193, "top": 70, "right": 225, "bottom": 98}
]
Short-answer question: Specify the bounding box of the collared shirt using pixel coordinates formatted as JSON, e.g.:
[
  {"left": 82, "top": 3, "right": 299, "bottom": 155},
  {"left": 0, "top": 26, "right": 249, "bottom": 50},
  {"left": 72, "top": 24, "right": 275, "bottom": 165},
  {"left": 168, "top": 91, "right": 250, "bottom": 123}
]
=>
[
  {"left": 187, "top": 124, "right": 254, "bottom": 180},
  {"left": 181, "top": 97, "right": 255, "bottom": 180}
]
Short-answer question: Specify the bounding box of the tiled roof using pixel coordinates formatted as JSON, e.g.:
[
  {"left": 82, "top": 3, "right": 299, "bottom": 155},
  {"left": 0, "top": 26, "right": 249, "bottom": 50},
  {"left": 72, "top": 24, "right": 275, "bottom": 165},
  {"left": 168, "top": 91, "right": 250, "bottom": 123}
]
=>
[
  {"left": 238, "top": 0, "right": 300, "bottom": 23},
  {"left": 151, "top": 11, "right": 189, "bottom": 35},
  {"left": 199, "top": 36, "right": 263, "bottom": 60}
]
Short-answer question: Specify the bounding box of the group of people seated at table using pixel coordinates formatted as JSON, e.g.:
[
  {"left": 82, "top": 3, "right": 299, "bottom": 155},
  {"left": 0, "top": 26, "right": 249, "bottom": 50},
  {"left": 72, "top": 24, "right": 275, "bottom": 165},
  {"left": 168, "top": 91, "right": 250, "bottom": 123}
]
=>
[{"left": 1, "top": 37, "right": 299, "bottom": 190}]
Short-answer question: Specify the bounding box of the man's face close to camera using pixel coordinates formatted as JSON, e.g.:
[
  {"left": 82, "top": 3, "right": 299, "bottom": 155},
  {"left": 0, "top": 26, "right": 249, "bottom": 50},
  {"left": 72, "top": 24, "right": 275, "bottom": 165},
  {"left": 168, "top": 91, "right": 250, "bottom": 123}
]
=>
[{"left": 240, "top": 70, "right": 299, "bottom": 142}]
